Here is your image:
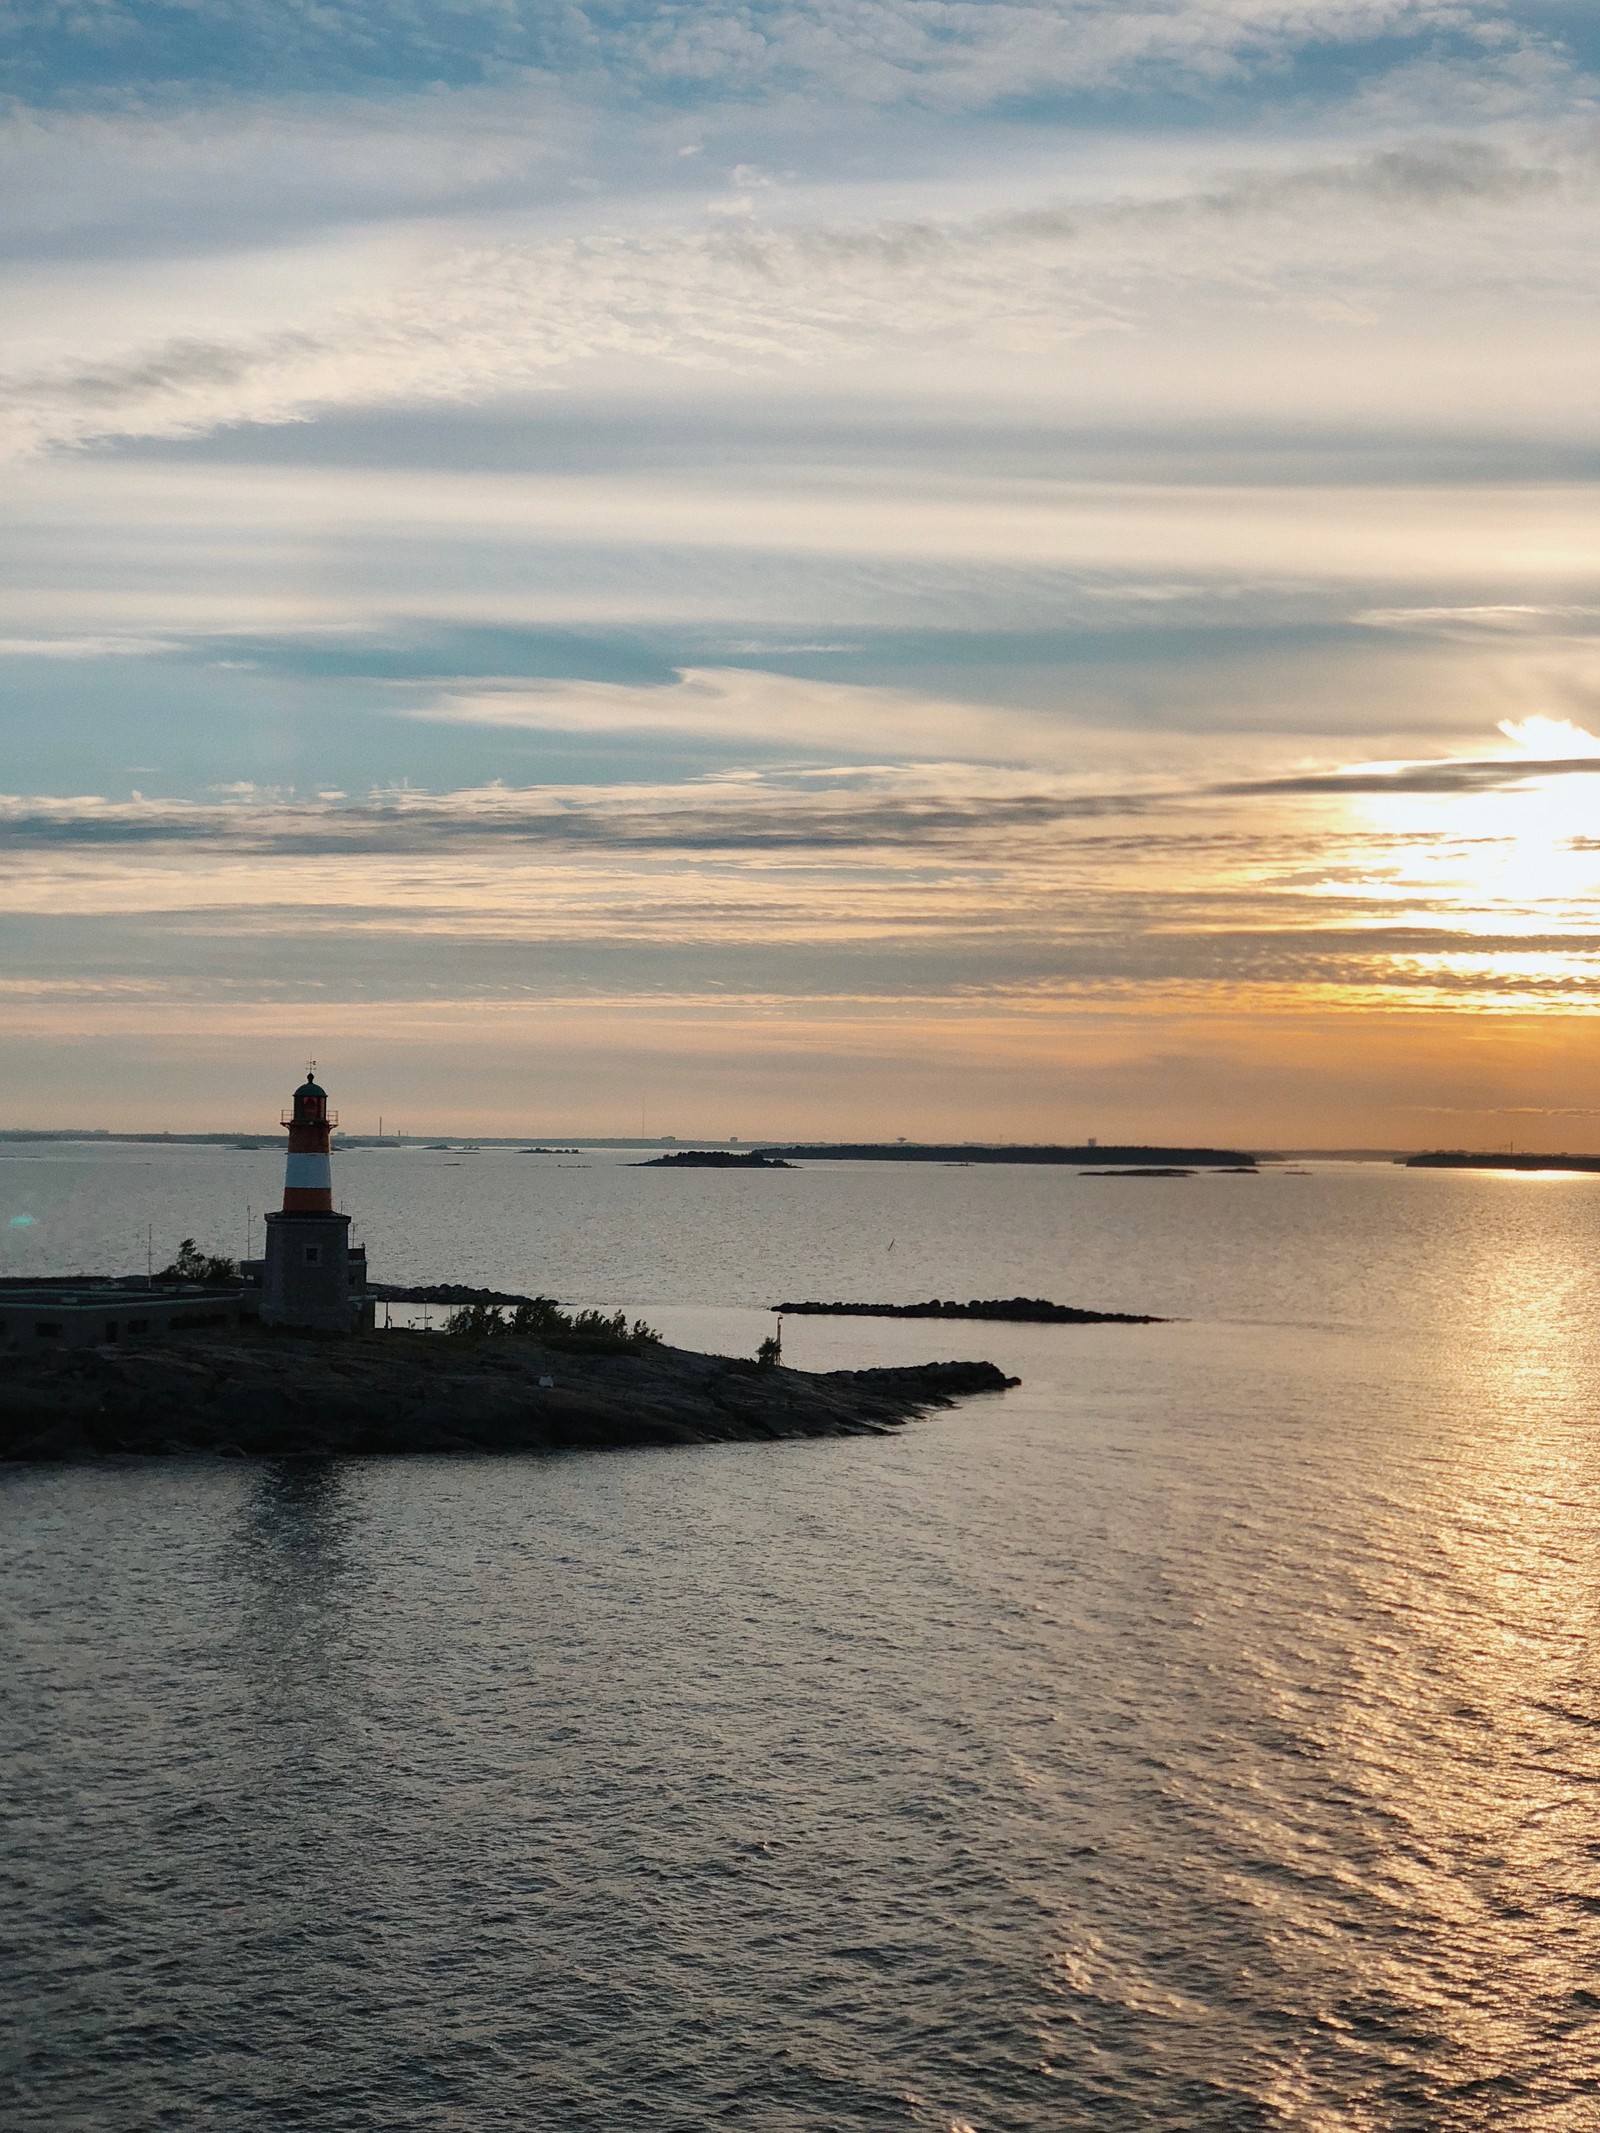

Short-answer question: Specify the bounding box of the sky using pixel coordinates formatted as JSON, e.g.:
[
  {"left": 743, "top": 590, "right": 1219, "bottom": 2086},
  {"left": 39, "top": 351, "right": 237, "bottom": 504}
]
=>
[{"left": 2, "top": 0, "right": 1600, "bottom": 1142}]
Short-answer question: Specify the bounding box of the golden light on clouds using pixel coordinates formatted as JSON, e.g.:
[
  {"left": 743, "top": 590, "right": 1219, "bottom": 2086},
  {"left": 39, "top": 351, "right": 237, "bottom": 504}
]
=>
[
  {"left": 3, "top": 2, "right": 1599, "bottom": 1139},
  {"left": 1329, "top": 727, "right": 1600, "bottom": 969},
  {"left": 4, "top": 712, "right": 1600, "bottom": 1136}
]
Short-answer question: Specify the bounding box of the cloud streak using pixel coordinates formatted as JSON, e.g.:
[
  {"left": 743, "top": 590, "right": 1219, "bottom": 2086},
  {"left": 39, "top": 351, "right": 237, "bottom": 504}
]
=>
[
  {"left": 0, "top": 137, "right": 1586, "bottom": 455},
  {"left": 0, "top": 772, "right": 1160, "bottom": 855},
  {"left": 406, "top": 666, "right": 1076, "bottom": 760},
  {"left": 0, "top": 0, "right": 1576, "bottom": 113},
  {"left": 8, "top": 748, "right": 1600, "bottom": 1027},
  {"left": 7, "top": 728, "right": 1600, "bottom": 857},
  {"left": 1230, "top": 753, "right": 1600, "bottom": 798}
]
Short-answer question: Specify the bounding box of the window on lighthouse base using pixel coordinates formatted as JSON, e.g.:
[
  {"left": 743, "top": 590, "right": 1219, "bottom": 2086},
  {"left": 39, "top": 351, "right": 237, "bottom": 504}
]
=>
[{"left": 303, "top": 1245, "right": 322, "bottom": 1266}]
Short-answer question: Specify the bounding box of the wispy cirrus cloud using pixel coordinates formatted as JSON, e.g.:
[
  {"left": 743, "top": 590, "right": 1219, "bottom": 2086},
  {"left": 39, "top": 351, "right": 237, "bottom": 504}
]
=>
[
  {"left": 0, "top": 0, "right": 1578, "bottom": 112},
  {"left": 0, "top": 633, "right": 179, "bottom": 657},
  {"left": 1355, "top": 604, "right": 1600, "bottom": 634},
  {"left": 405, "top": 666, "right": 1074, "bottom": 760},
  {"left": 8, "top": 741, "right": 1600, "bottom": 1017},
  {"left": 1233, "top": 757, "right": 1600, "bottom": 797},
  {"left": 0, "top": 769, "right": 1160, "bottom": 856},
  {"left": 0, "top": 137, "right": 1586, "bottom": 456},
  {"left": 6, "top": 725, "right": 1599, "bottom": 859}
]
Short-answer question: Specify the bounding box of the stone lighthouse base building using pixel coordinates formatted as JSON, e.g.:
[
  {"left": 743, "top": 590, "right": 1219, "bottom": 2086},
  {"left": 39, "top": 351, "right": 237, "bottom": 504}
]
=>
[
  {"left": 258, "top": 1067, "right": 371, "bottom": 1334},
  {"left": 261, "top": 1209, "right": 367, "bottom": 1333}
]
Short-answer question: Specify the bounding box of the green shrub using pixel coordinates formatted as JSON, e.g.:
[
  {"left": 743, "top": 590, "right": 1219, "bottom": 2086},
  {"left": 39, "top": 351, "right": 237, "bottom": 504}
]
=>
[
  {"left": 441, "top": 1300, "right": 505, "bottom": 1339},
  {"left": 443, "top": 1296, "right": 660, "bottom": 1353}
]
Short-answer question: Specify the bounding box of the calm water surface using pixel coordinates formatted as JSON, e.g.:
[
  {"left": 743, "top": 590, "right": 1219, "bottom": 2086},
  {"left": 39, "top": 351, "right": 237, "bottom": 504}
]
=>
[{"left": 5, "top": 1150, "right": 1600, "bottom": 2129}]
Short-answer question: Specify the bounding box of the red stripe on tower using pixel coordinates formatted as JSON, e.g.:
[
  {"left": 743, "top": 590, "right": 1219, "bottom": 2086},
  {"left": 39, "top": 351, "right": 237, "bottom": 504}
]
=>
[{"left": 281, "top": 1062, "right": 337, "bottom": 1212}]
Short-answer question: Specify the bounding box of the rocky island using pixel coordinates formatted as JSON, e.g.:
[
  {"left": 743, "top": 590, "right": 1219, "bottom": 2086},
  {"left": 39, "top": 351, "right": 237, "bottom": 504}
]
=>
[
  {"left": 639, "top": 1149, "right": 794, "bottom": 1168},
  {"left": 1081, "top": 1166, "right": 1196, "bottom": 1179},
  {"left": 0, "top": 1327, "right": 1016, "bottom": 1463},
  {"left": 753, "top": 1141, "right": 1257, "bottom": 1167},
  {"left": 774, "top": 1295, "right": 1163, "bottom": 1324}
]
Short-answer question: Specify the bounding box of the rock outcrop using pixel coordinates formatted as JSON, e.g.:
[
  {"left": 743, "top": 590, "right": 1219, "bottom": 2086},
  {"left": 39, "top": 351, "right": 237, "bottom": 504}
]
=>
[{"left": 0, "top": 1330, "right": 1017, "bottom": 1462}]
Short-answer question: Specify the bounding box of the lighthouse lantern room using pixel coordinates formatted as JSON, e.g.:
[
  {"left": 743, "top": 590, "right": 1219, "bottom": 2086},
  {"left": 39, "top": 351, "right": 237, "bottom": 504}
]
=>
[{"left": 261, "top": 1064, "right": 369, "bottom": 1333}]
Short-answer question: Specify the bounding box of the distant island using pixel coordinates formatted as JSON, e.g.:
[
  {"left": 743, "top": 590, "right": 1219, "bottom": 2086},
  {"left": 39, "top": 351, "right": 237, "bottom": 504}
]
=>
[
  {"left": 1083, "top": 1166, "right": 1194, "bottom": 1178},
  {"left": 641, "top": 1149, "right": 794, "bottom": 1168},
  {"left": 754, "top": 1142, "right": 1256, "bottom": 1168},
  {"left": 1081, "top": 1164, "right": 1256, "bottom": 1177},
  {"left": 774, "top": 1296, "right": 1164, "bottom": 1324},
  {"left": 1404, "top": 1151, "right": 1600, "bottom": 1174}
]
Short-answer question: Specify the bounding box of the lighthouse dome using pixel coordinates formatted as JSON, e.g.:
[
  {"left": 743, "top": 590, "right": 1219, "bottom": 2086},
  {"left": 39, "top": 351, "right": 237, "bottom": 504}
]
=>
[{"left": 288, "top": 1068, "right": 331, "bottom": 1128}]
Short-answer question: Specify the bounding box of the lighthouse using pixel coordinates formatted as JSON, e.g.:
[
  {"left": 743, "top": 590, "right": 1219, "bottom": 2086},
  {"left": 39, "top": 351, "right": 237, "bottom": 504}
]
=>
[
  {"left": 282, "top": 1064, "right": 335, "bottom": 1211},
  {"left": 260, "top": 1064, "right": 368, "bottom": 1332}
]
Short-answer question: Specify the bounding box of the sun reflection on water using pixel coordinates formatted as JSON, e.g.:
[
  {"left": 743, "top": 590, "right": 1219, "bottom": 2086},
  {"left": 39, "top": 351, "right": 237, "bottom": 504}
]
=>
[{"left": 1322, "top": 1209, "right": 1600, "bottom": 2099}]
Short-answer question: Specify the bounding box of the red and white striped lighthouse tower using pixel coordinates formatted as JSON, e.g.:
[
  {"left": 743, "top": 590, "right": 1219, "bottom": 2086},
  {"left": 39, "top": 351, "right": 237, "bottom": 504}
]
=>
[
  {"left": 281, "top": 1062, "right": 336, "bottom": 1212},
  {"left": 261, "top": 1062, "right": 369, "bottom": 1333}
]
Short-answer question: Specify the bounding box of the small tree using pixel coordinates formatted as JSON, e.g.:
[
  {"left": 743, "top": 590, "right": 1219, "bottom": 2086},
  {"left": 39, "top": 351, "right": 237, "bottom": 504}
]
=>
[{"left": 155, "top": 1237, "right": 239, "bottom": 1286}]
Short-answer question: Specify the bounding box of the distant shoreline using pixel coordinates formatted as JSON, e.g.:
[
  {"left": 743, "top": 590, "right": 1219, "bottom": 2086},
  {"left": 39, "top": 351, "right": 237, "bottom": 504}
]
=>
[
  {"left": 0, "top": 1134, "right": 1260, "bottom": 1163},
  {"left": 9, "top": 1135, "right": 1582, "bottom": 1166},
  {"left": 1404, "top": 1152, "right": 1600, "bottom": 1174}
]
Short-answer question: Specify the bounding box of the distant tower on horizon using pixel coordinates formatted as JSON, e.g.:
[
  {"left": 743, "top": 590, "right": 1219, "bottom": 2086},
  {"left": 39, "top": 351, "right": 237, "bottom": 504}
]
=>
[{"left": 261, "top": 1064, "right": 367, "bottom": 1332}]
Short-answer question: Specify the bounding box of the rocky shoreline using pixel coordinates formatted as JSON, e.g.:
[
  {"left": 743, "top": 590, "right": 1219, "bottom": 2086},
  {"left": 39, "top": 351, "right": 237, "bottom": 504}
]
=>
[{"left": 0, "top": 1328, "right": 1017, "bottom": 1463}]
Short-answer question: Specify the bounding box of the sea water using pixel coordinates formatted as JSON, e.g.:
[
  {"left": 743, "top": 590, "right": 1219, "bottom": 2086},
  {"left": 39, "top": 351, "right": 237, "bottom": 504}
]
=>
[{"left": 5, "top": 1148, "right": 1600, "bottom": 2129}]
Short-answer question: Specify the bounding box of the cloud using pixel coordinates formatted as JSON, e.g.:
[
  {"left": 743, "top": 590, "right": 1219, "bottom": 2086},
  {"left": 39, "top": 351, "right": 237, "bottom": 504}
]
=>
[
  {"left": 0, "top": 633, "right": 178, "bottom": 656},
  {"left": 9, "top": 727, "right": 1600, "bottom": 1067},
  {"left": 1355, "top": 604, "right": 1600, "bottom": 635},
  {"left": 1089, "top": 140, "right": 1565, "bottom": 227},
  {"left": 1227, "top": 752, "right": 1600, "bottom": 798},
  {"left": 0, "top": 131, "right": 1586, "bottom": 456},
  {"left": 3, "top": 5, "right": 1599, "bottom": 1137},
  {"left": 18, "top": 452, "right": 1600, "bottom": 600},
  {"left": 0, "top": 0, "right": 1574, "bottom": 116},
  {"left": 0, "top": 770, "right": 1160, "bottom": 856},
  {"left": 0, "top": 89, "right": 588, "bottom": 262},
  {"left": 7, "top": 720, "right": 1600, "bottom": 858},
  {"left": 406, "top": 665, "right": 1073, "bottom": 759}
]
